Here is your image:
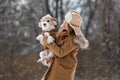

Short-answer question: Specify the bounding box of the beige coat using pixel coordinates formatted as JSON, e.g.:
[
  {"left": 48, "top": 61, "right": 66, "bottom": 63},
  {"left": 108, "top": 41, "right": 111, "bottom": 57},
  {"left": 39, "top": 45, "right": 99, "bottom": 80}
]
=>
[{"left": 41, "top": 35, "right": 79, "bottom": 80}]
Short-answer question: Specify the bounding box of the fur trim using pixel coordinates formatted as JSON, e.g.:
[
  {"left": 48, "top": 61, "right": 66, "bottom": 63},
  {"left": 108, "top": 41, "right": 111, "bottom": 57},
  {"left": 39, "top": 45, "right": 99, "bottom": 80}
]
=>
[
  {"left": 65, "top": 12, "right": 72, "bottom": 23},
  {"left": 73, "top": 35, "right": 89, "bottom": 49}
]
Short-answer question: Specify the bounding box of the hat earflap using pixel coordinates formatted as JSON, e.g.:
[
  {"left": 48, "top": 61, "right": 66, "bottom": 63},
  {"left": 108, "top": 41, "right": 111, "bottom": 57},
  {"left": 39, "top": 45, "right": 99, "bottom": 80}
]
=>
[
  {"left": 73, "top": 29, "right": 89, "bottom": 49},
  {"left": 69, "top": 22, "right": 89, "bottom": 49},
  {"left": 65, "top": 11, "right": 89, "bottom": 49}
]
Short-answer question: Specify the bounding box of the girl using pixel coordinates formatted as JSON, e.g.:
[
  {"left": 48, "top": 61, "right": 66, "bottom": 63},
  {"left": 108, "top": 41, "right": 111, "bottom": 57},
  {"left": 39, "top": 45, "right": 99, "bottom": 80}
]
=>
[{"left": 41, "top": 11, "right": 89, "bottom": 80}]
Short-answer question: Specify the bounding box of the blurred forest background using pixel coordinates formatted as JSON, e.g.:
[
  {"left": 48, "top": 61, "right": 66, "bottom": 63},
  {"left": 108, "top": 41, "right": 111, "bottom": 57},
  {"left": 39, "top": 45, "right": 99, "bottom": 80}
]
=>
[{"left": 0, "top": 0, "right": 119, "bottom": 80}]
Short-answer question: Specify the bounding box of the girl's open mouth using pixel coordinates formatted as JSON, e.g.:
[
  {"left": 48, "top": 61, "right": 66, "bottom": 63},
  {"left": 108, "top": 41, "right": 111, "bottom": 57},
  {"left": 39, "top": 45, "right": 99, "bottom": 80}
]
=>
[{"left": 63, "top": 29, "right": 68, "bottom": 32}]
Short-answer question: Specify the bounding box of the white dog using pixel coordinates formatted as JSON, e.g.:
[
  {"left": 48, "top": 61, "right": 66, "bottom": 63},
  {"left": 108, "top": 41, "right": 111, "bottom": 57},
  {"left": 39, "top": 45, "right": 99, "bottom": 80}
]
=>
[{"left": 36, "top": 14, "right": 57, "bottom": 67}]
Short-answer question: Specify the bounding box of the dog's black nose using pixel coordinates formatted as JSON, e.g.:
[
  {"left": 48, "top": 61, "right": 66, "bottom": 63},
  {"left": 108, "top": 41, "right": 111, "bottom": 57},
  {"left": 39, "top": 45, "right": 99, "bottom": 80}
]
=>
[{"left": 43, "top": 23, "right": 46, "bottom": 26}]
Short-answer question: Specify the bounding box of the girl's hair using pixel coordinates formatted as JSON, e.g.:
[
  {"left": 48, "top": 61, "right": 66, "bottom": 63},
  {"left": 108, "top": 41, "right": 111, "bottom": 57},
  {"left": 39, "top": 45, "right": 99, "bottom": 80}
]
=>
[{"left": 68, "top": 24, "right": 75, "bottom": 36}]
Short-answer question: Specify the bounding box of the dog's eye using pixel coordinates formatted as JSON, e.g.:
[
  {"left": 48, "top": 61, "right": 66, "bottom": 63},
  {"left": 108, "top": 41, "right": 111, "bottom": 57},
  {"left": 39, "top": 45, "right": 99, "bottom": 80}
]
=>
[{"left": 47, "top": 20, "right": 50, "bottom": 22}]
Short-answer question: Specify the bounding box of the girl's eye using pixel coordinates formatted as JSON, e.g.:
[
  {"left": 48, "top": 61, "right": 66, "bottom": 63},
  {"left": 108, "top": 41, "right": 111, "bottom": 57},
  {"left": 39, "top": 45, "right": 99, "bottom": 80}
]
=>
[{"left": 47, "top": 20, "right": 50, "bottom": 22}]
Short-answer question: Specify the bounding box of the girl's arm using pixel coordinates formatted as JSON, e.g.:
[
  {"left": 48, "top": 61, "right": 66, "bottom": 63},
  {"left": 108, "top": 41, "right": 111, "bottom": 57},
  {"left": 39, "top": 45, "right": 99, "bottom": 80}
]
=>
[{"left": 45, "top": 37, "right": 79, "bottom": 58}]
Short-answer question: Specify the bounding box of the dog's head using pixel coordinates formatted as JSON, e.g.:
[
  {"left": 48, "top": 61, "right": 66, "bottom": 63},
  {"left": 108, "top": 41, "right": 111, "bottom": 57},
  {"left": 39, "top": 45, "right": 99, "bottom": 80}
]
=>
[{"left": 38, "top": 14, "right": 57, "bottom": 31}]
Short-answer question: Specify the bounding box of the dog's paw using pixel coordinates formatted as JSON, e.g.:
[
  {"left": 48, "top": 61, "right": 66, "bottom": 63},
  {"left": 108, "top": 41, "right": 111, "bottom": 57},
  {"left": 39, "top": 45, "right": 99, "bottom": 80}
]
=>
[
  {"left": 39, "top": 51, "right": 48, "bottom": 57},
  {"left": 37, "top": 59, "right": 42, "bottom": 63},
  {"left": 39, "top": 51, "right": 44, "bottom": 56},
  {"left": 47, "top": 36, "right": 55, "bottom": 44},
  {"left": 41, "top": 59, "right": 48, "bottom": 67},
  {"left": 46, "top": 58, "right": 53, "bottom": 67},
  {"left": 39, "top": 52, "right": 44, "bottom": 60},
  {"left": 44, "top": 32, "right": 50, "bottom": 37},
  {"left": 36, "top": 35, "right": 43, "bottom": 41}
]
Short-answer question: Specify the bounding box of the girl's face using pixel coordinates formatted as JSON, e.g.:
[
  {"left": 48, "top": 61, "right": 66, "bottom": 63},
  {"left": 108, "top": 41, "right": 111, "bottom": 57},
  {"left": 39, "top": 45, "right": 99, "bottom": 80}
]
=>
[
  {"left": 58, "top": 21, "right": 70, "bottom": 37},
  {"left": 59, "top": 21, "right": 69, "bottom": 32}
]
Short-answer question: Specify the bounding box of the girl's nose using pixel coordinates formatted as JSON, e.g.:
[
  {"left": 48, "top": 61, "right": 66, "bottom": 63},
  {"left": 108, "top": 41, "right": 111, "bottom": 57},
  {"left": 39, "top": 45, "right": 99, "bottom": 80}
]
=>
[
  {"left": 62, "top": 21, "right": 67, "bottom": 26},
  {"left": 64, "top": 21, "right": 68, "bottom": 27}
]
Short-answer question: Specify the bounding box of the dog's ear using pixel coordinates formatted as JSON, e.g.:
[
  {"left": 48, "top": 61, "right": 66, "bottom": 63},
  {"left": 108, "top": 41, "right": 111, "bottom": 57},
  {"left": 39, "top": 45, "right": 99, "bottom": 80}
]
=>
[
  {"left": 38, "top": 22, "right": 42, "bottom": 28},
  {"left": 38, "top": 19, "right": 42, "bottom": 28},
  {"left": 52, "top": 18, "right": 57, "bottom": 25},
  {"left": 46, "top": 14, "right": 52, "bottom": 18}
]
